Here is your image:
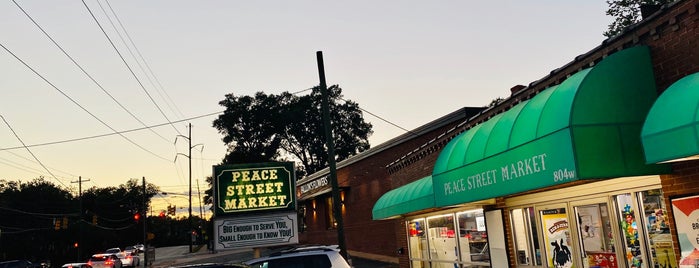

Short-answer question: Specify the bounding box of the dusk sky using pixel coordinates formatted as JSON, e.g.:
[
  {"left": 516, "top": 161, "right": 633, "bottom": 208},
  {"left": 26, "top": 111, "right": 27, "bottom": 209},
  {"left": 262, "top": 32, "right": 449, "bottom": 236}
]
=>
[{"left": 1, "top": 1, "right": 613, "bottom": 214}]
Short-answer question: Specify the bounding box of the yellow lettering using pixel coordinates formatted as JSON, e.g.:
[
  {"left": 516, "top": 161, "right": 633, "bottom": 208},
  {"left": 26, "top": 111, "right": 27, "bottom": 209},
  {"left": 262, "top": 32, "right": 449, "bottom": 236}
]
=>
[
  {"left": 236, "top": 185, "right": 245, "bottom": 195},
  {"left": 265, "top": 183, "right": 274, "bottom": 193},
  {"left": 224, "top": 199, "right": 237, "bottom": 209},
  {"left": 256, "top": 184, "right": 265, "bottom": 194},
  {"left": 226, "top": 186, "right": 235, "bottom": 196},
  {"left": 269, "top": 170, "right": 278, "bottom": 180},
  {"left": 258, "top": 196, "right": 268, "bottom": 207},
  {"left": 261, "top": 170, "right": 269, "bottom": 180},
  {"left": 274, "top": 182, "right": 284, "bottom": 192},
  {"left": 247, "top": 197, "right": 257, "bottom": 208},
  {"left": 245, "top": 185, "right": 255, "bottom": 195},
  {"left": 232, "top": 172, "right": 241, "bottom": 182},
  {"left": 251, "top": 170, "right": 261, "bottom": 181},
  {"left": 241, "top": 171, "right": 250, "bottom": 181}
]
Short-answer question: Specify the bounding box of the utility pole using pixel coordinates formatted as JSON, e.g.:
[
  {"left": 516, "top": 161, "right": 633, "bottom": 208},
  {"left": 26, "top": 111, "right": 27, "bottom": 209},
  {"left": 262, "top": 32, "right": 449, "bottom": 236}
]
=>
[
  {"left": 71, "top": 176, "right": 89, "bottom": 261},
  {"left": 316, "top": 51, "right": 348, "bottom": 260},
  {"left": 142, "top": 177, "right": 147, "bottom": 268},
  {"left": 176, "top": 123, "right": 203, "bottom": 253}
]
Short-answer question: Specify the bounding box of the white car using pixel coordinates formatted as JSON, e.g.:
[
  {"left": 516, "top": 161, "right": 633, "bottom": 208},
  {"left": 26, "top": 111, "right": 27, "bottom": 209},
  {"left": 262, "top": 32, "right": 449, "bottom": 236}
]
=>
[
  {"left": 104, "top": 248, "right": 139, "bottom": 267},
  {"left": 88, "top": 254, "right": 122, "bottom": 268},
  {"left": 245, "top": 245, "right": 351, "bottom": 268}
]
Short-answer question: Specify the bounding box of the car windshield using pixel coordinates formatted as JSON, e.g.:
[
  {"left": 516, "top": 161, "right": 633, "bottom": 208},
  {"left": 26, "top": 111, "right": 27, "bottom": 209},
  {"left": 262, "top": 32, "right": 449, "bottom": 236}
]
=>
[{"left": 105, "top": 249, "right": 120, "bottom": 254}]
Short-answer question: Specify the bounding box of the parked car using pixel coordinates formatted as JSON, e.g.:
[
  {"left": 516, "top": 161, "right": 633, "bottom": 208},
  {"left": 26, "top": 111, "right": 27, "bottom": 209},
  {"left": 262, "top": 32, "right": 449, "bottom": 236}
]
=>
[
  {"left": 61, "top": 263, "right": 91, "bottom": 268},
  {"left": 88, "top": 254, "right": 122, "bottom": 268},
  {"left": 245, "top": 245, "right": 350, "bottom": 268}
]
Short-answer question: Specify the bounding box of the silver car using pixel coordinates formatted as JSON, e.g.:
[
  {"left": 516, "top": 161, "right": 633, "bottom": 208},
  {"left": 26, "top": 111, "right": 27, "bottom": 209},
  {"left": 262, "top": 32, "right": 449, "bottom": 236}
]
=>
[{"left": 88, "top": 254, "right": 122, "bottom": 268}]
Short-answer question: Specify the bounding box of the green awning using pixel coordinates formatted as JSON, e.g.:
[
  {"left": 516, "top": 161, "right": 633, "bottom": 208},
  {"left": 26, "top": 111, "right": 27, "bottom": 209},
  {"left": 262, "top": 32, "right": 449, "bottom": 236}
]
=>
[
  {"left": 642, "top": 72, "right": 699, "bottom": 163},
  {"left": 372, "top": 176, "right": 434, "bottom": 220},
  {"left": 432, "top": 46, "right": 669, "bottom": 208}
]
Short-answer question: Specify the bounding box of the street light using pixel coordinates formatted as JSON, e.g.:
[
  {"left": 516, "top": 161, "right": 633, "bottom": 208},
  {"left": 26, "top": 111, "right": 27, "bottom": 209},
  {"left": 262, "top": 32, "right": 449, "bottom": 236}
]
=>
[{"left": 175, "top": 123, "right": 202, "bottom": 253}]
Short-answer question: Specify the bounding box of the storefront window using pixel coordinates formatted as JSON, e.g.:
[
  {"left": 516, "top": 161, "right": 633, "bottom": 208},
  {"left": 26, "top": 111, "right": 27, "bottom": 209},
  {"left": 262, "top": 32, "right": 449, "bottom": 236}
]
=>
[
  {"left": 511, "top": 207, "right": 541, "bottom": 266},
  {"left": 615, "top": 193, "right": 642, "bottom": 267},
  {"left": 325, "top": 196, "right": 336, "bottom": 229},
  {"left": 426, "top": 214, "right": 458, "bottom": 265},
  {"left": 539, "top": 207, "right": 573, "bottom": 268},
  {"left": 456, "top": 210, "right": 490, "bottom": 265},
  {"left": 638, "top": 190, "right": 676, "bottom": 267},
  {"left": 407, "top": 219, "right": 428, "bottom": 268},
  {"left": 574, "top": 203, "right": 616, "bottom": 268}
]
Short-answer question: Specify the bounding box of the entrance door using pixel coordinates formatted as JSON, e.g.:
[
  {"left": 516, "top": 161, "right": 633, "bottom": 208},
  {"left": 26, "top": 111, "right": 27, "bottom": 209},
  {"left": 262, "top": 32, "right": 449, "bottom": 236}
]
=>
[
  {"left": 571, "top": 199, "right": 618, "bottom": 268},
  {"left": 538, "top": 206, "right": 574, "bottom": 268}
]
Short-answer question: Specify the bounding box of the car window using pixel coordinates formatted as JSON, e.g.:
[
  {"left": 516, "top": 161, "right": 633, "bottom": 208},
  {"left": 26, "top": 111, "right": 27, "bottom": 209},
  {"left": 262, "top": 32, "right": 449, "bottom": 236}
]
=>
[{"left": 251, "top": 255, "right": 331, "bottom": 268}]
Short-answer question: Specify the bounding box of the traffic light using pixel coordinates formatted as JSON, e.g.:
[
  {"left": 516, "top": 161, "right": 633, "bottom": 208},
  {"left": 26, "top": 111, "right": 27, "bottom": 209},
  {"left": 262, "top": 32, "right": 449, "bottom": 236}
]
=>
[
  {"left": 92, "top": 215, "right": 98, "bottom": 226},
  {"left": 133, "top": 212, "right": 141, "bottom": 223},
  {"left": 73, "top": 242, "right": 79, "bottom": 248},
  {"left": 54, "top": 218, "right": 61, "bottom": 230},
  {"left": 159, "top": 211, "right": 165, "bottom": 218},
  {"left": 167, "top": 205, "right": 176, "bottom": 216}
]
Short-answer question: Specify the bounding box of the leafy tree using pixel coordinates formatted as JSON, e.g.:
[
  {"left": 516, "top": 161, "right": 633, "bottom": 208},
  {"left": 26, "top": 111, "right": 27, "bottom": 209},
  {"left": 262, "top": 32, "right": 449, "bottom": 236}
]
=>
[
  {"left": 604, "top": 0, "right": 672, "bottom": 37},
  {"left": 213, "top": 85, "right": 372, "bottom": 176}
]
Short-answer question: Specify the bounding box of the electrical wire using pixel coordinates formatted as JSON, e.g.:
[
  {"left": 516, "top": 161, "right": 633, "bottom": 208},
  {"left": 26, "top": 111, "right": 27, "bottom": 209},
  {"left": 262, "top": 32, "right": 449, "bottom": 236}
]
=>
[
  {"left": 82, "top": 0, "right": 183, "bottom": 137},
  {"left": 0, "top": 114, "right": 68, "bottom": 188},
  {"left": 103, "top": 0, "right": 186, "bottom": 120},
  {"left": 10, "top": 0, "right": 172, "bottom": 144},
  {"left": 0, "top": 110, "right": 222, "bottom": 151},
  {"left": 0, "top": 42, "right": 171, "bottom": 162}
]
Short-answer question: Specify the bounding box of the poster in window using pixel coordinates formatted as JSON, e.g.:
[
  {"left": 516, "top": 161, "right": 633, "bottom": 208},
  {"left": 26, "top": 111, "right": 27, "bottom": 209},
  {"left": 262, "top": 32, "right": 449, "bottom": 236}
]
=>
[
  {"left": 541, "top": 208, "right": 574, "bottom": 268},
  {"left": 671, "top": 195, "right": 699, "bottom": 267}
]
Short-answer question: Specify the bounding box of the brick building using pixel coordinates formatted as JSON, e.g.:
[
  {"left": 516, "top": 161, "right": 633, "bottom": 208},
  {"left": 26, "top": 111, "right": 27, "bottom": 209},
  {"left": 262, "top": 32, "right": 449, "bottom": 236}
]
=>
[{"left": 299, "top": 0, "right": 699, "bottom": 267}]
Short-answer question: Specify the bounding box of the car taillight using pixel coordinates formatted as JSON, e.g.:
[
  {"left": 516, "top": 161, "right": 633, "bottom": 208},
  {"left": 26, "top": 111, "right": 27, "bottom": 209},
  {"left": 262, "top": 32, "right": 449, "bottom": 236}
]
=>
[
  {"left": 105, "top": 260, "right": 113, "bottom": 265},
  {"left": 87, "top": 262, "right": 92, "bottom": 267}
]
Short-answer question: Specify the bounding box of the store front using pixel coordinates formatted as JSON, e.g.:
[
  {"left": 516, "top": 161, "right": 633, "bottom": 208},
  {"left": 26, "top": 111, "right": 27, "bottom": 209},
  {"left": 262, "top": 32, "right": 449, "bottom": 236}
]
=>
[
  {"left": 506, "top": 175, "right": 675, "bottom": 268},
  {"left": 373, "top": 46, "right": 677, "bottom": 268}
]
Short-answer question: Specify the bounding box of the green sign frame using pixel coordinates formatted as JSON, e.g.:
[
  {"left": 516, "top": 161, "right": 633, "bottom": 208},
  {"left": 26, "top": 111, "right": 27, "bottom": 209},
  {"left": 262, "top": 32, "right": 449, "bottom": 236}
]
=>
[{"left": 214, "top": 162, "right": 296, "bottom": 216}]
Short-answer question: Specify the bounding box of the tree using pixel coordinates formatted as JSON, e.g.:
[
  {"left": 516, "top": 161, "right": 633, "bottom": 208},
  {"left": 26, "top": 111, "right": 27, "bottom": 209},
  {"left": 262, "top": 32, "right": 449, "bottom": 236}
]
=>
[
  {"left": 213, "top": 85, "right": 372, "bottom": 176},
  {"left": 604, "top": 0, "right": 672, "bottom": 38}
]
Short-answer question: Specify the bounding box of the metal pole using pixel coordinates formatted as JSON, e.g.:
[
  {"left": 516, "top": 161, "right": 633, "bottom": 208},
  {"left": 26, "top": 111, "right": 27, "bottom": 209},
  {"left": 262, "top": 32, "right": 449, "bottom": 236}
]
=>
[
  {"left": 142, "top": 177, "right": 147, "bottom": 268},
  {"left": 316, "top": 51, "right": 348, "bottom": 260},
  {"left": 188, "top": 123, "right": 193, "bottom": 253}
]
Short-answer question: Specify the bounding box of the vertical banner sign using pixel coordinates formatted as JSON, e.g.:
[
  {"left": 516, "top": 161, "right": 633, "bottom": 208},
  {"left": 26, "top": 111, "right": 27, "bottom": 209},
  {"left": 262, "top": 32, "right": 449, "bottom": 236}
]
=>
[
  {"left": 671, "top": 195, "right": 699, "bottom": 267},
  {"left": 214, "top": 162, "right": 296, "bottom": 215},
  {"left": 540, "top": 208, "right": 574, "bottom": 268}
]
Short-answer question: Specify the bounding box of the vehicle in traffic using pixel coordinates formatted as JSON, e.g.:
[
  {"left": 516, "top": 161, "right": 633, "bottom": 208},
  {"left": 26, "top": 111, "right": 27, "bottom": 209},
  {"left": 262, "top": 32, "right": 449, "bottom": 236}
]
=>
[
  {"left": 245, "top": 245, "right": 350, "bottom": 268},
  {"left": 61, "top": 263, "right": 92, "bottom": 268},
  {"left": 133, "top": 244, "right": 144, "bottom": 253},
  {"left": 102, "top": 247, "right": 138, "bottom": 267},
  {"left": 118, "top": 251, "right": 139, "bottom": 267},
  {"left": 88, "top": 254, "right": 122, "bottom": 268}
]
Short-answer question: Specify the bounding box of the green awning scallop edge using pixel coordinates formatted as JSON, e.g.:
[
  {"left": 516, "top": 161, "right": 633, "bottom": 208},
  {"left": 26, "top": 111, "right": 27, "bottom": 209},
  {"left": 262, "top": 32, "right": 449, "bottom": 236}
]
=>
[
  {"left": 642, "top": 72, "right": 699, "bottom": 163},
  {"left": 431, "top": 46, "right": 669, "bottom": 208},
  {"left": 372, "top": 176, "right": 434, "bottom": 220}
]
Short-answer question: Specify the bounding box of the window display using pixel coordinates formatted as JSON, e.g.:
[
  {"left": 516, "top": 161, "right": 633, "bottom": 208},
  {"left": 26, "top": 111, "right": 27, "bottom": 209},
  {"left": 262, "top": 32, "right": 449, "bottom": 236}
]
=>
[
  {"left": 510, "top": 207, "right": 541, "bottom": 266},
  {"left": 615, "top": 194, "right": 642, "bottom": 268},
  {"left": 574, "top": 203, "right": 617, "bottom": 268},
  {"left": 405, "top": 209, "right": 490, "bottom": 268},
  {"left": 641, "top": 190, "right": 676, "bottom": 268}
]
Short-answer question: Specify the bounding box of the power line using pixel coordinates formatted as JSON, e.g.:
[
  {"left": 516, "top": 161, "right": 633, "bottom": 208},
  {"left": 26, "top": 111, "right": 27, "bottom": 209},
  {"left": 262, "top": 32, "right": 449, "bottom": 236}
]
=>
[
  {"left": 10, "top": 0, "right": 172, "bottom": 144},
  {"left": 82, "top": 0, "right": 183, "bottom": 137},
  {"left": 0, "top": 114, "right": 68, "bottom": 188},
  {"left": 0, "top": 42, "right": 171, "bottom": 162},
  {"left": 103, "top": 0, "right": 186, "bottom": 120},
  {"left": 0, "top": 111, "right": 222, "bottom": 151}
]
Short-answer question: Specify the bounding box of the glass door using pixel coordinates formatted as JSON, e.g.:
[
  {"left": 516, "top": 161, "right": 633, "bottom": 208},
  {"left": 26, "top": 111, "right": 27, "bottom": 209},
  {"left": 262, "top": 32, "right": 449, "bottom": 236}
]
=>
[
  {"left": 571, "top": 199, "right": 618, "bottom": 268},
  {"left": 538, "top": 206, "right": 575, "bottom": 268}
]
